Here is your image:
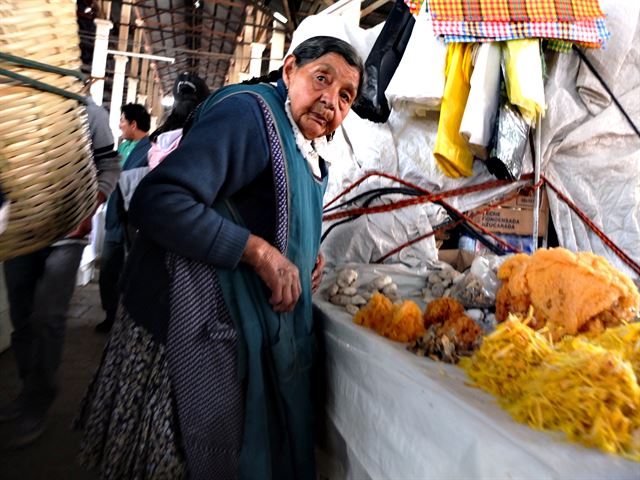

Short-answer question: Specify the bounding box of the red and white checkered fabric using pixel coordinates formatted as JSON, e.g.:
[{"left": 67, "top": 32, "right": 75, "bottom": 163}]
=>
[{"left": 427, "top": 0, "right": 608, "bottom": 47}]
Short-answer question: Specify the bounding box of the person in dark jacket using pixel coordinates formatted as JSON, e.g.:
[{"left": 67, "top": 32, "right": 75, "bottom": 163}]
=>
[
  {"left": 75, "top": 36, "right": 363, "bottom": 479},
  {"left": 95, "top": 103, "right": 151, "bottom": 333}
]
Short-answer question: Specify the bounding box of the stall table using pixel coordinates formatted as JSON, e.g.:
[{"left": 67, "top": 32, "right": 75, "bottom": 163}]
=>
[{"left": 313, "top": 264, "right": 639, "bottom": 480}]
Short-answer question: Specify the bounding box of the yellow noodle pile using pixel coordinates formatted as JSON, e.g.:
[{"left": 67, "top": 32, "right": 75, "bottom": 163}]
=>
[
  {"left": 508, "top": 344, "right": 640, "bottom": 457},
  {"left": 589, "top": 323, "right": 640, "bottom": 380},
  {"left": 353, "top": 292, "right": 425, "bottom": 342},
  {"left": 462, "top": 313, "right": 640, "bottom": 460},
  {"left": 459, "top": 310, "right": 553, "bottom": 399}
]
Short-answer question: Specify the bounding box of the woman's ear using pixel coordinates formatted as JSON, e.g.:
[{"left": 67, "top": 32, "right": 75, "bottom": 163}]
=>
[{"left": 282, "top": 55, "right": 297, "bottom": 88}]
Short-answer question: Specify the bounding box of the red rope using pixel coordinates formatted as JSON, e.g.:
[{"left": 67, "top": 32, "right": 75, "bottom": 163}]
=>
[
  {"left": 323, "top": 172, "right": 534, "bottom": 222},
  {"left": 324, "top": 169, "right": 639, "bottom": 275},
  {"left": 323, "top": 171, "right": 538, "bottom": 256},
  {"left": 542, "top": 175, "right": 640, "bottom": 276},
  {"left": 323, "top": 170, "right": 533, "bottom": 210},
  {"left": 374, "top": 188, "right": 528, "bottom": 263}
]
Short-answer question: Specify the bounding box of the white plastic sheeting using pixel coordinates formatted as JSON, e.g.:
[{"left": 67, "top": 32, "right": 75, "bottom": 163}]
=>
[
  {"left": 313, "top": 264, "right": 640, "bottom": 480},
  {"left": 321, "top": 112, "right": 445, "bottom": 273},
  {"left": 286, "top": 15, "right": 383, "bottom": 61},
  {"left": 384, "top": 3, "right": 447, "bottom": 115}
]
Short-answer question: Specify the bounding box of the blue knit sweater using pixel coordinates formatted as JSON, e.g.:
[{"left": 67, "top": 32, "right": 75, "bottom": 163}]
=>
[{"left": 120, "top": 82, "right": 281, "bottom": 342}]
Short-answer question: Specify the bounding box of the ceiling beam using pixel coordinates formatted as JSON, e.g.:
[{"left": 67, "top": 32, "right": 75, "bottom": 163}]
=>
[
  {"left": 360, "top": 0, "right": 392, "bottom": 17},
  {"left": 139, "top": 20, "right": 239, "bottom": 40}
]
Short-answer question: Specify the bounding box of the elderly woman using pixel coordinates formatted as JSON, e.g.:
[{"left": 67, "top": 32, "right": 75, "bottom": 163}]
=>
[{"left": 75, "top": 36, "right": 363, "bottom": 480}]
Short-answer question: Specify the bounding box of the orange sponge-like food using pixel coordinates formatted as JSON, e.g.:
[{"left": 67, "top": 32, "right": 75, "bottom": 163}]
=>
[
  {"left": 496, "top": 248, "right": 640, "bottom": 339},
  {"left": 423, "top": 297, "right": 466, "bottom": 328},
  {"left": 354, "top": 292, "right": 425, "bottom": 342}
]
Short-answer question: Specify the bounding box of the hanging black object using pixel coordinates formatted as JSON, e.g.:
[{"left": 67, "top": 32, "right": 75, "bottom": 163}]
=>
[{"left": 352, "top": 0, "right": 415, "bottom": 123}]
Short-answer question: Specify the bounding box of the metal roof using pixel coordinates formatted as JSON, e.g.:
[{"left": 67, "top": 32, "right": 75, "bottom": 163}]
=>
[{"left": 77, "top": 0, "right": 390, "bottom": 108}]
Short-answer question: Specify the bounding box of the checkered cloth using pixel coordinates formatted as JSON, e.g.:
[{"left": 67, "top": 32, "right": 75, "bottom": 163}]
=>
[
  {"left": 429, "top": 0, "right": 604, "bottom": 22},
  {"left": 546, "top": 39, "right": 575, "bottom": 52},
  {"left": 427, "top": 0, "right": 609, "bottom": 48}
]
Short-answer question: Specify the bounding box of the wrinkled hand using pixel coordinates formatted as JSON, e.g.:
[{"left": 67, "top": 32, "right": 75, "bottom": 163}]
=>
[
  {"left": 311, "top": 253, "right": 325, "bottom": 294},
  {"left": 243, "top": 235, "right": 301, "bottom": 312}
]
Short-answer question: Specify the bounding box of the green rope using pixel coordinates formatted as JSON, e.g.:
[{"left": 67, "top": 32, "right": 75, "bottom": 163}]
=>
[
  {"left": 0, "top": 52, "right": 85, "bottom": 81},
  {"left": 0, "top": 51, "right": 87, "bottom": 103},
  {"left": 0, "top": 67, "right": 86, "bottom": 104}
]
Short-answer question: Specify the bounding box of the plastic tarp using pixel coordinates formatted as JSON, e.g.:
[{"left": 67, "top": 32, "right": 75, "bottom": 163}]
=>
[
  {"left": 313, "top": 264, "right": 640, "bottom": 480},
  {"left": 321, "top": 112, "right": 446, "bottom": 273}
]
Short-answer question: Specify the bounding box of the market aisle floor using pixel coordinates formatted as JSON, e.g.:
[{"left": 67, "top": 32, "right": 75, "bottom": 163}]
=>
[{"left": 0, "top": 281, "right": 105, "bottom": 480}]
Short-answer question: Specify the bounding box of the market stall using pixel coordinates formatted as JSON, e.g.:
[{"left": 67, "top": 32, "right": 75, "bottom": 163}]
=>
[
  {"left": 307, "top": 0, "right": 639, "bottom": 280},
  {"left": 313, "top": 264, "right": 639, "bottom": 479},
  {"left": 298, "top": 0, "right": 640, "bottom": 475}
]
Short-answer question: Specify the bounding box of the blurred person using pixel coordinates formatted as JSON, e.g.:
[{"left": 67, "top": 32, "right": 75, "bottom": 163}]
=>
[
  {"left": 75, "top": 36, "right": 363, "bottom": 479},
  {"left": 0, "top": 95, "right": 121, "bottom": 447},
  {"left": 117, "top": 73, "right": 210, "bottom": 213},
  {"left": 95, "top": 103, "right": 150, "bottom": 333},
  {"left": 147, "top": 71, "right": 210, "bottom": 169}
]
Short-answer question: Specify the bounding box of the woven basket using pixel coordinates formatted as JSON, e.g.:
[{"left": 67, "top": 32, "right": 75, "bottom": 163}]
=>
[{"left": 0, "top": 0, "right": 97, "bottom": 260}]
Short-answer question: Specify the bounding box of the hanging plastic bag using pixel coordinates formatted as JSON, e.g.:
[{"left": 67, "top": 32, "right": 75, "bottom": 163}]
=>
[
  {"left": 459, "top": 43, "right": 502, "bottom": 159},
  {"left": 384, "top": 2, "right": 447, "bottom": 116},
  {"left": 485, "top": 88, "right": 529, "bottom": 181},
  {"left": 449, "top": 255, "right": 506, "bottom": 308},
  {"left": 352, "top": 0, "right": 415, "bottom": 123}
]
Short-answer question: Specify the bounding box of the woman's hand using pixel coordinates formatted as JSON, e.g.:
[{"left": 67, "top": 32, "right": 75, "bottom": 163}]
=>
[
  {"left": 242, "top": 234, "right": 301, "bottom": 312},
  {"left": 311, "top": 253, "right": 325, "bottom": 293}
]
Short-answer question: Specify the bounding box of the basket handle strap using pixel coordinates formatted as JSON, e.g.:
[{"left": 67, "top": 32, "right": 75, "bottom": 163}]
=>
[
  {"left": 0, "top": 52, "right": 85, "bottom": 81},
  {"left": 0, "top": 52, "right": 87, "bottom": 104}
]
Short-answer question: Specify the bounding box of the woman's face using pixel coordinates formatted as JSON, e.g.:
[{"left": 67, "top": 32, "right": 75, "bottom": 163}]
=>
[{"left": 283, "top": 52, "right": 360, "bottom": 140}]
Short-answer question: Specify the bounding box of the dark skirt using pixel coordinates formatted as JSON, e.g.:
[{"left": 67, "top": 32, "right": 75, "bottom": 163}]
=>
[{"left": 74, "top": 306, "right": 186, "bottom": 479}]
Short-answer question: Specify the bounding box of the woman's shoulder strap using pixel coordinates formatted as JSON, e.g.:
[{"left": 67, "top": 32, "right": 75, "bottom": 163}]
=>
[{"left": 198, "top": 83, "right": 280, "bottom": 118}]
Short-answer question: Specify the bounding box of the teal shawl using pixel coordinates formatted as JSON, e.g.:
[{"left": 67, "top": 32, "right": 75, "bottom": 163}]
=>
[{"left": 212, "top": 83, "right": 327, "bottom": 479}]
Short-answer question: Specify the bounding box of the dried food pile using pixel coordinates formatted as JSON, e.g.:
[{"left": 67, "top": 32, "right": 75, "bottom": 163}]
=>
[
  {"left": 461, "top": 312, "right": 640, "bottom": 460},
  {"left": 353, "top": 293, "right": 425, "bottom": 343},
  {"left": 330, "top": 247, "right": 640, "bottom": 459},
  {"left": 496, "top": 248, "right": 639, "bottom": 339}
]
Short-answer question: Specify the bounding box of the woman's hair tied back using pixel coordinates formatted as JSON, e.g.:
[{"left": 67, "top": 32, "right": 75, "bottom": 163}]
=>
[{"left": 172, "top": 72, "right": 210, "bottom": 103}]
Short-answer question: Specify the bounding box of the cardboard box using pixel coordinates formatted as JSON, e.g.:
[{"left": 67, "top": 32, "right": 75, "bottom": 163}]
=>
[
  {"left": 475, "top": 189, "right": 548, "bottom": 236},
  {"left": 438, "top": 249, "right": 475, "bottom": 271}
]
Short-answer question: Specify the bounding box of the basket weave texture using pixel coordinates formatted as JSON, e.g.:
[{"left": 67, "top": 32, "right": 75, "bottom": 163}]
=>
[{"left": 0, "top": 0, "right": 97, "bottom": 260}]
